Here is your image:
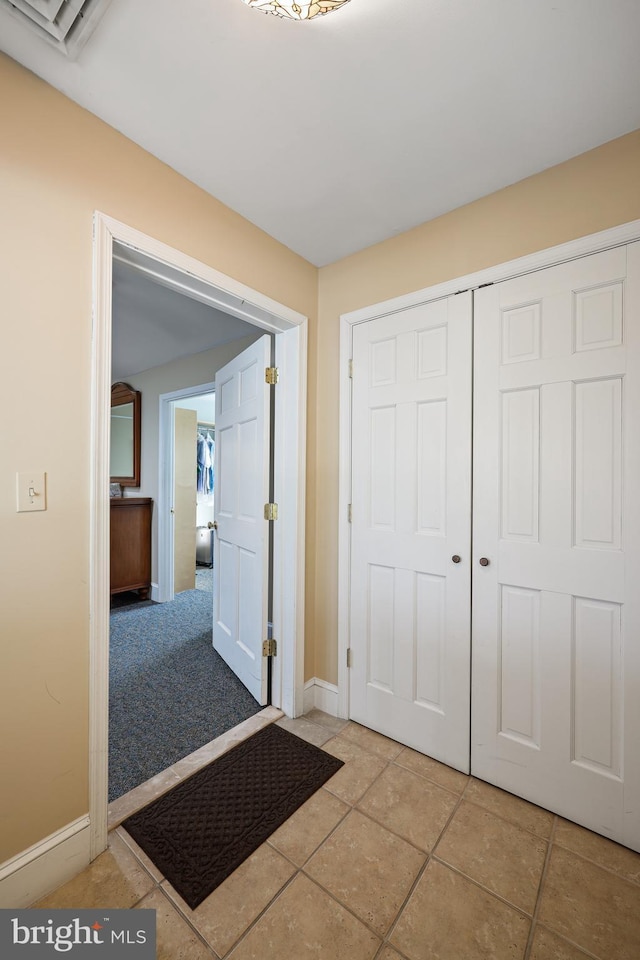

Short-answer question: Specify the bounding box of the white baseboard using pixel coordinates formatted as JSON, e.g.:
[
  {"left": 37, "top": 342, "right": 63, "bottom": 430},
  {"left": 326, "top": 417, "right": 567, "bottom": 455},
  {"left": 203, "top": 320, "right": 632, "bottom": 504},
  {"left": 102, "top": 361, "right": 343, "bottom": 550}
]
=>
[
  {"left": 150, "top": 582, "right": 160, "bottom": 602},
  {"left": 0, "top": 817, "right": 91, "bottom": 908},
  {"left": 303, "top": 678, "right": 340, "bottom": 717}
]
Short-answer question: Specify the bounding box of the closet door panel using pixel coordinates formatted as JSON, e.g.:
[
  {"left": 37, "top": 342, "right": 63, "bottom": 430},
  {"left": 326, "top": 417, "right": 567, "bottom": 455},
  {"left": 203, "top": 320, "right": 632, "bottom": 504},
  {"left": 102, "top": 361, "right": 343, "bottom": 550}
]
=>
[
  {"left": 349, "top": 293, "right": 472, "bottom": 772},
  {"left": 472, "top": 243, "right": 640, "bottom": 852}
]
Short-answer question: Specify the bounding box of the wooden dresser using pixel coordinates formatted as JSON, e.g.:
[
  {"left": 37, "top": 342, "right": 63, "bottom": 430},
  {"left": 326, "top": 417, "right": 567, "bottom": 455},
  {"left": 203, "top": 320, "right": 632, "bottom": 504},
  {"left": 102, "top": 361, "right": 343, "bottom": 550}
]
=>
[{"left": 110, "top": 497, "right": 153, "bottom": 600}]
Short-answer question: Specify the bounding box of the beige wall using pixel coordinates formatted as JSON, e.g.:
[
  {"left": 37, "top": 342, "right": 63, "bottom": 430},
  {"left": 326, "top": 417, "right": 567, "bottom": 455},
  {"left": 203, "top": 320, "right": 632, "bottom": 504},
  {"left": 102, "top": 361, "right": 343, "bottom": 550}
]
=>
[
  {"left": 312, "top": 129, "right": 640, "bottom": 683},
  {"left": 2, "top": 46, "right": 640, "bottom": 870},
  {"left": 0, "top": 53, "right": 317, "bottom": 863}
]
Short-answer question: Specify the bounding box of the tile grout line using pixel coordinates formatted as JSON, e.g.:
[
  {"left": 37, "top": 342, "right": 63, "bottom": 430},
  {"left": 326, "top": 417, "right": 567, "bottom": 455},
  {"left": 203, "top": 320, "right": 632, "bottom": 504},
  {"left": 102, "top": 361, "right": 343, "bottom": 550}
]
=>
[
  {"left": 455, "top": 785, "right": 555, "bottom": 843},
  {"left": 531, "top": 924, "right": 603, "bottom": 960},
  {"left": 428, "top": 855, "right": 535, "bottom": 921},
  {"left": 148, "top": 884, "right": 222, "bottom": 959},
  {"left": 381, "top": 776, "right": 473, "bottom": 951},
  {"left": 388, "top": 757, "right": 467, "bottom": 799},
  {"left": 209, "top": 719, "right": 358, "bottom": 958},
  {"left": 295, "top": 734, "right": 446, "bottom": 947},
  {"left": 326, "top": 726, "right": 472, "bottom": 806},
  {"left": 296, "top": 867, "right": 386, "bottom": 945},
  {"left": 266, "top": 788, "right": 355, "bottom": 870},
  {"left": 337, "top": 731, "right": 639, "bottom": 893},
  {"left": 112, "top": 827, "right": 167, "bottom": 896},
  {"left": 522, "top": 814, "right": 558, "bottom": 960},
  {"left": 380, "top": 773, "right": 559, "bottom": 954},
  {"left": 382, "top": 852, "right": 433, "bottom": 950},
  {"left": 341, "top": 736, "right": 562, "bottom": 854},
  {"left": 157, "top": 879, "right": 226, "bottom": 954},
  {"left": 290, "top": 714, "right": 350, "bottom": 738},
  {"left": 337, "top": 741, "right": 406, "bottom": 769},
  {"left": 295, "top": 809, "right": 429, "bottom": 945},
  {"left": 419, "top": 773, "right": 545, "bottom": 922},
  {"left": 347, "top": 759, "right": 469, "bottom": 858},
  {"left": 423, "top": 784, "right": 558, "bottom": 929},
  {"left": 109, "top": 837, "right": 224, "bottom": 959},
  {"left": 550, "top": 836, "right": 640, "bottom": 888},
  {"left": 322, "top": 734, "right": 471, "bottom": 952},
  {"left": 372, "top": 941, "right": 412, "bottom": 960},
  {"left": 322, "top": 740, "right": 397, "bottom": 806},
  {"left": 349, "top": 806, "right": 447, "bottom": 860},
  {"left": 264, "top": 744, "right": 413, "bottom": 947},
  {"left": 218, "top": 869, "right": 303, "bottom": 959}
]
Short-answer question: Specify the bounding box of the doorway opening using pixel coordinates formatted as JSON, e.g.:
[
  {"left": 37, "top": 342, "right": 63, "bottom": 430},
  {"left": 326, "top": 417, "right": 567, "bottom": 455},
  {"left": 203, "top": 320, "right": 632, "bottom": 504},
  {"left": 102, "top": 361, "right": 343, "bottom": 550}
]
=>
[
  {"left": 91, "top": 213, "right": 308, "bottom": 857},
  {"left": 108, "top": 375, "right": 268, "bottom": 801}
]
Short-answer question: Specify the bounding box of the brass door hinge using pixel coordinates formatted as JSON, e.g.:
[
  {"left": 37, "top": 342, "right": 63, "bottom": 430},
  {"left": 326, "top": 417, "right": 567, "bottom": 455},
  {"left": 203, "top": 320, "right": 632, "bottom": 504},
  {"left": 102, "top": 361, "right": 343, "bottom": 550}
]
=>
[
  {"left": 263, "top": 639, "right": 278, "bottom": 657},
  {"left": 346, "top": 648, "right": 352, "bottom": 668},
  {"left": 265, "top": 366, "right": 279, "bottom": 385},
  {"left": 264, "top": 502, "right": 279, "bottom": 521},
  {"left": 347, "top": 503, "right": 352, "bottom": 523},
  {"left": 348, "top": 359, "right": 353, "bottom": 379}
]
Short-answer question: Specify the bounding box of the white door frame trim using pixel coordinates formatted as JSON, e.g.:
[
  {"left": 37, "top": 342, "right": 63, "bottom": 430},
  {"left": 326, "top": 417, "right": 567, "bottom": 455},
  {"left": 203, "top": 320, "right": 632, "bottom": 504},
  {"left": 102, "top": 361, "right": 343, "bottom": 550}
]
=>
[
  {"left": 90, "top": 212, "right": 308, "bottom": 859},
  {"left": 337, "top": 218, "right": 640, "bottom": 721}
]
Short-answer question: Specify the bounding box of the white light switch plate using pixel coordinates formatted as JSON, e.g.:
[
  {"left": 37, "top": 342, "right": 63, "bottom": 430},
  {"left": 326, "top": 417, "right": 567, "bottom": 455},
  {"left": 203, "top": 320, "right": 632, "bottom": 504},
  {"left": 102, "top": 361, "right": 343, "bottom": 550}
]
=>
[{"left": 17, "top": 471, "right": 47, "bottom": 512}]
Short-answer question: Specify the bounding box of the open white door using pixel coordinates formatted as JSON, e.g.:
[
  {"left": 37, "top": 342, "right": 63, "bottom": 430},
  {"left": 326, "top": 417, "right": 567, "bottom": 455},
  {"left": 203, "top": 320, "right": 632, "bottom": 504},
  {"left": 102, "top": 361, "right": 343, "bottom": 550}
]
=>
[
  {"left": 349, "top": 294, "right": 473, "bottom": 771},
  {"left": 213, "top": 335, "right": 271, "bottom": 704}
]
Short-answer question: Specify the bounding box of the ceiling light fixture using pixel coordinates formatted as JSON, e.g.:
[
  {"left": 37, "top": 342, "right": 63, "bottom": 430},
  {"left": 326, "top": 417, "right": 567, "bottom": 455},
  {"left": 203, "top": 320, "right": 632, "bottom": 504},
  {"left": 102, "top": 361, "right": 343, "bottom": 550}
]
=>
[{"left": 241, "top": 1, "right": 352, "bottom": 21}]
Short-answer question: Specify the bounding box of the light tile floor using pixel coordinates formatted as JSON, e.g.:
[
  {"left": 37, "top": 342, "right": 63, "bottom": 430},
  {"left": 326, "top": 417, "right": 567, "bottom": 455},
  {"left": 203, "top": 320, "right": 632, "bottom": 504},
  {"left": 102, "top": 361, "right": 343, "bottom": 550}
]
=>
[{"left": 35, "top": 710, "right": 640, "bottom": 960}]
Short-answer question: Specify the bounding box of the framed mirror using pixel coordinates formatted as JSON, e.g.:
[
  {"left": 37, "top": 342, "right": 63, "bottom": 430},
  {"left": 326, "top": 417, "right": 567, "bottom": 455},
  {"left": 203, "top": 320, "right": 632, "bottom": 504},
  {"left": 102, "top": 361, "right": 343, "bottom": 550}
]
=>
[{"left": 110, "top": 382, "right": 141, "bottom": 487}]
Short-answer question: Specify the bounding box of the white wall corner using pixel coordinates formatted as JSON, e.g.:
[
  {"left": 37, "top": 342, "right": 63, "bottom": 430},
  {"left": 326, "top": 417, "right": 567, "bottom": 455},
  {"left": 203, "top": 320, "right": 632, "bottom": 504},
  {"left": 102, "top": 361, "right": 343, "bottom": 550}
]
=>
[
  {"left": 0, "top": 817, "right": 91, "bottom": 909},
  {"left": 303, "top": 678, "right": 340, "bottom": 717}
]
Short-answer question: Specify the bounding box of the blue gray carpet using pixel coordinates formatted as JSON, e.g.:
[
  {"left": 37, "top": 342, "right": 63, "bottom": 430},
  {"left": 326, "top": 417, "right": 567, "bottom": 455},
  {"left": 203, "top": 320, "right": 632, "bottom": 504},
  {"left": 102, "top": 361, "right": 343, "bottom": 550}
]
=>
[
  {"left": 195, "top": 565, "right": 213, "bottom": 592},
  {"left": 109, "top": 583, "right": 261, "bottom": 801}
]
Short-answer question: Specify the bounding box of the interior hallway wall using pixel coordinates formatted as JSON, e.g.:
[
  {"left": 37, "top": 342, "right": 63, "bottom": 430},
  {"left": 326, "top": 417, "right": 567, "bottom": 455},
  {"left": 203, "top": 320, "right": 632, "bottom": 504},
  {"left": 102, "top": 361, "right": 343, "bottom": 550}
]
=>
[
  {"left": 313, "top": 128, "right": 640, "bottom": 684},
  {"left": 0, "top": 52, "right": 317, "bottom": 864}
]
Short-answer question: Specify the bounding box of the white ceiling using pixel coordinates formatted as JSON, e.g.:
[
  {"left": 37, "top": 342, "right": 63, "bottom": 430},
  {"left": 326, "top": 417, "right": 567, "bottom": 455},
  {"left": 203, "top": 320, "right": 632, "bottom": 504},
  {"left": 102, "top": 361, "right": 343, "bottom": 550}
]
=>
[
  {"left": 2, "top": 0, "right": 640, "bottom": 266},
  {"left": 111, "top": 255, "right": 258, "bottom": 380}
]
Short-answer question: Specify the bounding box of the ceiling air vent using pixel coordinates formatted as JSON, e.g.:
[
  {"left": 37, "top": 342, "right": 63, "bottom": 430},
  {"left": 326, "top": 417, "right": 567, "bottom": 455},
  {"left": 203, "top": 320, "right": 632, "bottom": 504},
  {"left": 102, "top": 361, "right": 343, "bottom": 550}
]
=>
[{"left": 0, "top": 0, "right": 113, "bottom": 59}]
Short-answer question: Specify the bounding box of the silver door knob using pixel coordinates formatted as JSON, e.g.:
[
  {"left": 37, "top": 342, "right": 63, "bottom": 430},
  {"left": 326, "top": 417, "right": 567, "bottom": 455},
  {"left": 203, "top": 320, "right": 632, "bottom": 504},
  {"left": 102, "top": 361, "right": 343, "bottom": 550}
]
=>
[
  {"left": 451, "top": 555, "right": 461, "bottom": 564},
  {"left": 479, "top": 557, "right": 490, "bottom": 567}
]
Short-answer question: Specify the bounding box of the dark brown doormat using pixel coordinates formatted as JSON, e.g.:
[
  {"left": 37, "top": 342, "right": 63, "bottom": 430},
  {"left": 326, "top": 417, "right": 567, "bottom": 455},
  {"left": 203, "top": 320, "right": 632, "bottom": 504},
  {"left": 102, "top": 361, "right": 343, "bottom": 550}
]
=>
[{"left": 122, "top": 723, "right": 344, "bottom": 908}]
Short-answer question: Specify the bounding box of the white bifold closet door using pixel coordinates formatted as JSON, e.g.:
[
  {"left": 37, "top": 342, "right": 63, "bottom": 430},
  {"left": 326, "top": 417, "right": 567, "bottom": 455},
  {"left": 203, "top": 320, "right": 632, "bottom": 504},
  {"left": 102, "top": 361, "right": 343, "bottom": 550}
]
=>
[
  {"left": 472, "top": 243, "right": 640, "bottom": 851},
  {"left": 349, "top": 293, "right": 473, "bottom": 773},
  {"left": 349, "top": 242, "right": 640, "bottom": 851}
]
